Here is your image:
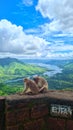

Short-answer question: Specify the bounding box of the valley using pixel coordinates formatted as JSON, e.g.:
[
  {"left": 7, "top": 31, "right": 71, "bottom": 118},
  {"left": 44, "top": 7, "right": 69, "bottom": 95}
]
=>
[{"left": 0, "top": 58, "right": 73, "bottom": 95}]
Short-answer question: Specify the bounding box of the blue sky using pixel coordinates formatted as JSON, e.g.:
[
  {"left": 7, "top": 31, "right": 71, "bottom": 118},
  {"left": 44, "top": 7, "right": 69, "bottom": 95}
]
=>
[{"left": 0, "top": 0, "right": 73, "bottom": 59}]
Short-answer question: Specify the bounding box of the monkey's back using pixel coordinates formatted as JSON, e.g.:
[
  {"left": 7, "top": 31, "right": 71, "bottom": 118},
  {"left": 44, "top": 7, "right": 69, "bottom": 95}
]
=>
[
  {"left": 37, "top": 77, "right": 48, "bottom": 89},
  {"left": 27, "top": 80, "right": 39, "bottom": 94}
]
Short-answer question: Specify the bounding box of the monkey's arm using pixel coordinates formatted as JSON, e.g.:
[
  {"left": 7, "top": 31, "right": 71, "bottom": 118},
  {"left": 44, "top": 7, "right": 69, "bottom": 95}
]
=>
[
  {"left": 23, "top": 84, "right": 29, "bottom": 93},
  {"left": 39, "top": 86, "right": 45, "bottom": 92},
  {"left": 39, "top": 84, "right": 48, "bottom": 93}
]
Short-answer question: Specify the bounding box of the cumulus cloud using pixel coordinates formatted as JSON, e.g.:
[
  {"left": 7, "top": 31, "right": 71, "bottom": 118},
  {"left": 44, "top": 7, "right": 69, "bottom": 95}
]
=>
[
  {"left": 36, "top": 0, "right": 73, "bottom": 33},
  {"left": 0, "top": 19, "right": 73, "bottom": 59},
  {"left": 0, "top": 19, "right": 49, "bottom": 58}
]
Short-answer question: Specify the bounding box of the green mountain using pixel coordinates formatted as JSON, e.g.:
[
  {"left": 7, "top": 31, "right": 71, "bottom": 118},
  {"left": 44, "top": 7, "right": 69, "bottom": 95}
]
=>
[
  {"left": 0, "top": 58, "right": 73, "bottom": 95},
  {"left": 0, "top": 59, "right": 48, "bottom": 96},
  {"left": 47, "top": 62, "right": 73, "bottom": 90},
  {"left": 64, "top": 62, "right": 73, "bottom": 70},
  {"left": 0, "top": 62, "right": 47, "bottom": 83},
  {"left": 0, "top": 57, "right": 22, "bottom": 66},
  {"left": 0, "top": 58, "right": 49, "bottom": 81}
]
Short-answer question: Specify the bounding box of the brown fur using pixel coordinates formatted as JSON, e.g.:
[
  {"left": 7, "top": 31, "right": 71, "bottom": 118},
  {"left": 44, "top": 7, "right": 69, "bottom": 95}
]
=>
[
  {"left": 23, "top": 78, "right": 39, "bottom": 94},
  {"left": 33, "top": 76, "right": 48, "bottom": 93}
]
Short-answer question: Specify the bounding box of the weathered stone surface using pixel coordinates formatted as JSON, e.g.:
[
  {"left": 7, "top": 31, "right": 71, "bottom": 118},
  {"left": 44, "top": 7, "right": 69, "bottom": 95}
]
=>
[
  {"left": 6, "top": 106, "right": 29, "bottom": 126},
  {"left": 1, "top": 91, "right": 73, "bottom": 130},
  {"left": 31, "top": 104, "right": 49, "bottom": 119},
  {"left": 47, "top": 118, "right": 65, "bottom": 130},
  {"left": 6, "top": 90, "right": 73, "bottom": 106},
  {"left": 66, "top": 120, "right": 73, "bottom": 130},
  {"left": 24, "top": 119, "right": 46, "bottom": 130},
  {"left": 6, "top": 125, "right": 18, "bottom": 130},
  {"left": 0, "top": 97, "right": 5, "bottom": 130}
]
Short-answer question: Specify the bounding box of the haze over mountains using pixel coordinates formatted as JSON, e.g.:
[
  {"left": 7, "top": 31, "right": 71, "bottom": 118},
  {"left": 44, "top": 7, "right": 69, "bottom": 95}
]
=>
[
  {"left": 0, "top": 57, "right": 73, "bottom": 67},
  {"left": 0, "top": 57, "right": 22, "bottom": 66},
  {"left": 21, "top": 58, "right": 73, "bottom": 67}
]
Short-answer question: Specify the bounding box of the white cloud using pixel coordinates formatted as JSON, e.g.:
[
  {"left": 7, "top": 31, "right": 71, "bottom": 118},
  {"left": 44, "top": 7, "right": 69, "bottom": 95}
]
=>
[
  {"left": 43, "top": 42, "right": 73, "bottom": 59},
  {"left": 49, "top": 44, "right": 73, "bottom": 52},
  {"left": 36, "top": 0, "right": 73, "bottom": 33},
  {"left": 22, "top": 0, "right": 33, "bottom": 6},
  {"left": 0, "top": 19, "right": 73, "bottom": 59},
  {"left": 0, "top": 19, "right": 49, "bottom": 58},
  {"left": 46, "top": 52, "right": 73, "bottom": 59}
]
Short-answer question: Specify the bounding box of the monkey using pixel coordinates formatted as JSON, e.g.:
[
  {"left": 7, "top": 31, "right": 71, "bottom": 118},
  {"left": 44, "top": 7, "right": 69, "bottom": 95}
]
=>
[
  {"left": 33, "top": 76, "right": 48, "bottom": 93},
  {"left": 23, "top": 78, "right": 40, "bottom": 95}
]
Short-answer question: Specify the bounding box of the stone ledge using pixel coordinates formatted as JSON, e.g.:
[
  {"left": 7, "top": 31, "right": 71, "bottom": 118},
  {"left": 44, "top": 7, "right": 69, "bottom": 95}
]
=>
[
  {"left": 0, "top": 90, "right": 73, "bottom": 130},
  {"left": 6, "top": 90, "right": 73, "bottom": 99},
  {"left": 0, "top": 90, "right": 72, "bottom": 106}
]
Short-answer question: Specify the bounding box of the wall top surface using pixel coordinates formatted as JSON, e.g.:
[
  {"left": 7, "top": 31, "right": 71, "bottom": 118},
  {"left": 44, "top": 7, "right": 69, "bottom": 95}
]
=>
[{"left": 4, "top": 90, "right": 73, "bottom": 104}]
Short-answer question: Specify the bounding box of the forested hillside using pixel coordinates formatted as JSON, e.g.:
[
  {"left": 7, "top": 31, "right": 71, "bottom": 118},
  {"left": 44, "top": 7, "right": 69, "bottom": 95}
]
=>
[
  {"left": 0, "top": 58, "right": 48, "bottom": 95},
  {"left": 0, "top": 58, "right": 73, "bottom": 96},
  {"left": 47, "top": 62, "right": 73, "bottom": 90}
]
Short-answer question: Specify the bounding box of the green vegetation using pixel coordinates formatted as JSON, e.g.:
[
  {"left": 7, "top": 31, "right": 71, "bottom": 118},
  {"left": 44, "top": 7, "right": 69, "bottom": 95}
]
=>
[
  {"left": 0, "top": 62, "right": 48, "bottom": 95},
  {"left": 46, "top": 63, "right": 73, "bottom": 90},
  {"left": 0, "top": 83, "right": 23, "bottom": 96},
  {"left": 0, "top": 62, "right": 48, "bottom": 83},
  {"left": 0, "top": 60, "right": 73, "bottom": 96}
]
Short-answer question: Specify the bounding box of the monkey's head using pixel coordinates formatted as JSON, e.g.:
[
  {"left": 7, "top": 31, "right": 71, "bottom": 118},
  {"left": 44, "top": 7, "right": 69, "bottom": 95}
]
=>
[
  {"left": 33, "top": 76, "right": 39, "bottom": 84},
  {"left": 23, "top": 78, "right": 29, "bottom": 83}
]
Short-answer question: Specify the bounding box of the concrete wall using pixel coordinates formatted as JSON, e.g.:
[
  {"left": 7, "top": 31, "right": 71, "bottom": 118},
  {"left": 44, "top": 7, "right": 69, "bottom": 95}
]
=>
[{"left": 0, "top": 90, "right": 73, "bottom": 130}]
